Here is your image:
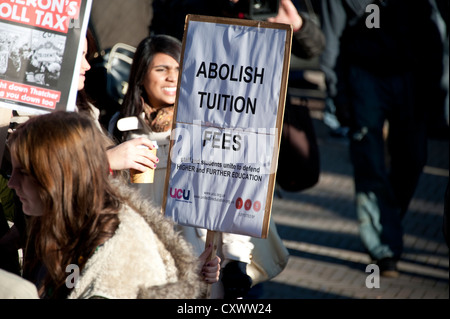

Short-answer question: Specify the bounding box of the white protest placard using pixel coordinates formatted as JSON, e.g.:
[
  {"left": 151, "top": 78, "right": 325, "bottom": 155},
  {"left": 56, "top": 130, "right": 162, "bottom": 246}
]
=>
[
  {"left": 0, "top": 0, "right": 92, "bottom": 115},
  {"left": 163, "top": 15, "right": 292, "bottom": 238}
]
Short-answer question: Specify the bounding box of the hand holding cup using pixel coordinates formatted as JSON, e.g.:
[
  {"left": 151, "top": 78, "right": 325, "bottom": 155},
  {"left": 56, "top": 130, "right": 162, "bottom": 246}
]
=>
[{"left": 130, "top": 141, "right": 158, "bottom": 183}]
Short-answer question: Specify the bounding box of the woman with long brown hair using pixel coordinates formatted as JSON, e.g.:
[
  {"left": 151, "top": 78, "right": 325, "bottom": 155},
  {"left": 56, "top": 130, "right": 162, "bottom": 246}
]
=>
[{"left": 7, "top": 111, "right": 212, "bottom": 299}]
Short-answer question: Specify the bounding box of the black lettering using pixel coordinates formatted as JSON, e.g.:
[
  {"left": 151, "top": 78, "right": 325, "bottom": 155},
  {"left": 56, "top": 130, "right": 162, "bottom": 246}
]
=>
[
  {"left": 212, "top": 132, "right": 221, "bottom": 148},
  {"left": 247, "top": 97, "right": 256, "bottom": 114},
  {"left": 221, "top": 94, "right": 231, "bottom": 111},
  {"left": 206, "top": 92, "right": 216, "bottom": 109},
  {"left": 198, "top": 91, "right": 207, "bottom": 108},
  {"left": 230, "top": 65, "right": 238, "bottom": 81},
  {"left": 222, "top": 132, "right": 231, "bottom": 150},
  {"left": 228, "top": 95, "right": 234, "bottom": 112},
  {"left": 196, "top": 62, "right": 264, "bottom": 84},
  {"left": 219, "top": 64, "right": 229, "bottom": 80},
  {"left": 233, "top": 134, "right": 242, "bottom": 151},
  {"left": 234, "top": 96, "right": 246, "bottom": 113},
  {"left": 196, "top": 62, "right": 206, "bottom": 77},
  {"left": 254, "top": 67, "right": 264, "bottom": 84},
  {"left": 198, "top": 92, "right": 256, "bottom": 115},
  {"left": 217, "top": 93, "right": 221, "bottom": 109},
  {"left": 203, "top": 130, "right": 212, "bottom": 146},
  {"left": 209, "top": 62, "right": 218, "bottom": 78},
  {"left": 244, "top": 66, "right": 253, "bottom": 83}
]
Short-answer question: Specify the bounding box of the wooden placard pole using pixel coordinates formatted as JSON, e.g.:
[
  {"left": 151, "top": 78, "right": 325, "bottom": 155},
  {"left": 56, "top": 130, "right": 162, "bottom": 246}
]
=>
[{"left": 205, "top": 229, "right": 219, "bottom": 299}]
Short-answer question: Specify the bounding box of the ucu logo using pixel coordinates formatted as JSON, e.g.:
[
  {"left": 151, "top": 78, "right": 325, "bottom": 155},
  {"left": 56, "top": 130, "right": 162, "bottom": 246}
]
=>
[{"left": 169, "top": 187, "right": 191, "bottom": 200}]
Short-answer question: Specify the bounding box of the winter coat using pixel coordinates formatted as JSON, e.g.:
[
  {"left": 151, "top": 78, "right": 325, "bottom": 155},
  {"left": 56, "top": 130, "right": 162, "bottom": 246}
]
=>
[{"left": 68, "top": 178, "right": 206, "bottom": 299}]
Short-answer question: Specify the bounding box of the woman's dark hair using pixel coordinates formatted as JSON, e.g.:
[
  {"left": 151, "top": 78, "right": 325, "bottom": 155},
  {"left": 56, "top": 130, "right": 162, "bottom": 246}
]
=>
[{"left": 115, "top": 34, "right": 181, "bottom": 141}]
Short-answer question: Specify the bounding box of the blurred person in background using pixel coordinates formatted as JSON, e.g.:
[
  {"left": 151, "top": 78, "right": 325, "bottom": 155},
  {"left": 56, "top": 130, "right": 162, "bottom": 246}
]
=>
[{"left": 319, "top": 0, "right": 448, "bottom": 276}]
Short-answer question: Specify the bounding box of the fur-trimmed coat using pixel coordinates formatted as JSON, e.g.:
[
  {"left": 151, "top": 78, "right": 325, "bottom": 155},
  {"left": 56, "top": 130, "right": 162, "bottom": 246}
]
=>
[{"left": 68, "top": 178, "right": 206, "bottom": 299}]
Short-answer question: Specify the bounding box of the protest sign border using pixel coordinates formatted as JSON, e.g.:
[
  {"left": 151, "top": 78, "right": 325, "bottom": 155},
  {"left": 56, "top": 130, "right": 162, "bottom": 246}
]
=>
[{"left": 162, "top": 14, "right": 292, "bottom": 239}]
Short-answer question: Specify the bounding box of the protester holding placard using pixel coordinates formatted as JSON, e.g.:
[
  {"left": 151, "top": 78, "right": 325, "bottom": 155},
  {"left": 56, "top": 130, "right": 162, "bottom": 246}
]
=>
[
  {"left": 110, "top": 34, "right": 181, "bottom": 198},
  {"left": 111, "top": 34, "right": 256, "bottom": 299}
]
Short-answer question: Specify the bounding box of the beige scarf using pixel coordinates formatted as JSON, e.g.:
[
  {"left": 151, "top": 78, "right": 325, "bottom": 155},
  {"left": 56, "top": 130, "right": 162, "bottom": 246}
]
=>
[{"left": 142, "top": 100, "right": 174, "bottom": 132}]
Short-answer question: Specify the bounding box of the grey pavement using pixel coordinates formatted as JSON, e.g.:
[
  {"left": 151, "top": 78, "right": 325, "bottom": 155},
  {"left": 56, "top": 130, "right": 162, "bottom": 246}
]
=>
[{"left": 250, "top": 111, "right": 449, "bottom": 299}]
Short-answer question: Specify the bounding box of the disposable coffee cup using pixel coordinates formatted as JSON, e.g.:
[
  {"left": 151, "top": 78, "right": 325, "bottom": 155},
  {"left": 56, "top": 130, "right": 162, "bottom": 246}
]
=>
[{"left": 130, "top": 141, "right": 158, "bottom": 183}]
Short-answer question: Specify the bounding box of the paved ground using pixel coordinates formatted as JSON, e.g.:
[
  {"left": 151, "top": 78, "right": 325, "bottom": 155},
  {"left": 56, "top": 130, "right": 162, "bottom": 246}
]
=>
[{"left": 249, "top": 110, "right": 449, "bottom": 300}]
